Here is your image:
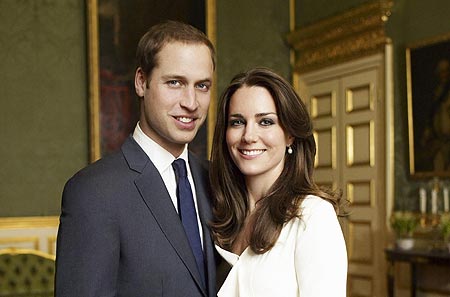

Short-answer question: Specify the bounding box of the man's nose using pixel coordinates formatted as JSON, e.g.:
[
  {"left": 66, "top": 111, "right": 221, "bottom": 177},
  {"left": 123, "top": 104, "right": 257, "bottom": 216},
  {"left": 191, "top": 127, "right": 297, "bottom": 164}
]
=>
[{"left": 180, "top": 87, "right": 198, "bottom": 111}]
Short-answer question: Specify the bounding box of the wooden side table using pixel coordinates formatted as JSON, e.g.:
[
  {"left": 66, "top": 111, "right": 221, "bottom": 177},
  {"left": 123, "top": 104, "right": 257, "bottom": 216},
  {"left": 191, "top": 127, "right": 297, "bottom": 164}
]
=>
[{"left": 385, "top": 247, "right": 450, "bottom": 297}]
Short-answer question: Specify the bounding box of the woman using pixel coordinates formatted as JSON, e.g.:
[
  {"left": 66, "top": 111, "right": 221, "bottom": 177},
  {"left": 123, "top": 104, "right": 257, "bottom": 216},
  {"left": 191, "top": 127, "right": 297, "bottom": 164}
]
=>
[{"left": 210, "top": 67, "right": 347, "bottom": 297}]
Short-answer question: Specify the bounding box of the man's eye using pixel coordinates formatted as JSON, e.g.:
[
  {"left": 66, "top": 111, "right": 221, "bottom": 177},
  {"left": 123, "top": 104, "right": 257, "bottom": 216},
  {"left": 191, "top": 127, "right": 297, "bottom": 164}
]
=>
[
  {"left": 197, "top": 83, "right": 210, "bottom": 91},
  {"left": 167, "top": 80, "right": 181, "bottom": 86}
]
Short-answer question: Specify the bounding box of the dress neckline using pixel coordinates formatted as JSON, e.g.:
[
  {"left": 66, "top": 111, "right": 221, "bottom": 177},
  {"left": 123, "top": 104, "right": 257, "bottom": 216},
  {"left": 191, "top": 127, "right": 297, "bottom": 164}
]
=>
[{"left": 215, "top": 244, "right": 250, "bottom": 265}]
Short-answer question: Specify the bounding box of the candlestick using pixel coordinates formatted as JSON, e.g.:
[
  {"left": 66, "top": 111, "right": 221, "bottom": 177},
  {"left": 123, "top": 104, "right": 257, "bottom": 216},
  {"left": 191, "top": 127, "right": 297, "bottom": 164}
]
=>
[
  {"left": 420, "top": 187, "right": 427, "bottom": 214},
  {"left": 444, "top": 187, "right": 449, "bottom": 212},
  {"left": 431, "top": 189, "right": 438, "bottom": 214}
]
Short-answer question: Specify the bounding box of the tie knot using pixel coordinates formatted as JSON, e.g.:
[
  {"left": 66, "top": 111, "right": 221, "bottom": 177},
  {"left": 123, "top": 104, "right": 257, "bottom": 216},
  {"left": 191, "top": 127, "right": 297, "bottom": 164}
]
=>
[{"left": 172, "top": 158, "right": 187, "bottom": 178}]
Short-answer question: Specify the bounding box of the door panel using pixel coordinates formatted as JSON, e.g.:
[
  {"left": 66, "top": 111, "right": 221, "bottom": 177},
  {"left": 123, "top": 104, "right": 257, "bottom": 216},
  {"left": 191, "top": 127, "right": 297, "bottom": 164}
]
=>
[{"left": 298, "top": 56, "right": 386, "bottom": 297}]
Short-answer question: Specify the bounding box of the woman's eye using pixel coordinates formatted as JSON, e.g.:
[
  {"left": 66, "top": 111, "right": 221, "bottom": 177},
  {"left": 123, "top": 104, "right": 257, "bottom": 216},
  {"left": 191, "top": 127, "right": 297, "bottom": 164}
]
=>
[
  {"left": 260, "top": 118, "right": 275, "bottom": 126},
  {"left": 229, "top": 119, "right": 244, "bottom": 126}
]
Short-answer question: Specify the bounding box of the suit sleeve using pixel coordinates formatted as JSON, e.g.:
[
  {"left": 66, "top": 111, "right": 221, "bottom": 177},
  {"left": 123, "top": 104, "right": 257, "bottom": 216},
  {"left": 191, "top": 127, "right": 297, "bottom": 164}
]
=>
[
  {"left": 55, "top": 175, "right": 120, "bottom": 297},
  {"left": 294, "top": 198, "right": 348, "bottom": 297}
]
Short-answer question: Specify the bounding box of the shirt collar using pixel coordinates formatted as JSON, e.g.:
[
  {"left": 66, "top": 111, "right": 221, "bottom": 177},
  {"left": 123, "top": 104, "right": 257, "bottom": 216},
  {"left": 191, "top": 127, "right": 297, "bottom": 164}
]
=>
[{"left": 133, "top": 122, "right": 189, "bottom": 173}]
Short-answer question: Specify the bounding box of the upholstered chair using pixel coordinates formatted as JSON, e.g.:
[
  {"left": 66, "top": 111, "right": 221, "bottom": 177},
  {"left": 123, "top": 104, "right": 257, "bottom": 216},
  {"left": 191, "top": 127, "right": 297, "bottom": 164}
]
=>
[{"left": 0, "top": 248, "right": 55, "bottom": 297}]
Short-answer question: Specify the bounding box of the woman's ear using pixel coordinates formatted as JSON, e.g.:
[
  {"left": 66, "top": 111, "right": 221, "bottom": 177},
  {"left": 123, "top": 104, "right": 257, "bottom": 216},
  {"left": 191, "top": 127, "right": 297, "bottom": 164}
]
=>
[
  {"left": 134, "top": 67, "right": 147, "bottom": 97},
  {"left": 287, "top": 135, "right": 295, "bottom": 146}
]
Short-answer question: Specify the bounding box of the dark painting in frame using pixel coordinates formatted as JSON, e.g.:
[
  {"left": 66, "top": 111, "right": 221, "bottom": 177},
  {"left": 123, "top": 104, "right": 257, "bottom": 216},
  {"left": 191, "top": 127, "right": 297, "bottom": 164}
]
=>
[
  {"left": 87, "top": 0, "right": 217, "bottom": 162},
  {"left": 406, "top": 32, "right": 450, "bottom": 178}
]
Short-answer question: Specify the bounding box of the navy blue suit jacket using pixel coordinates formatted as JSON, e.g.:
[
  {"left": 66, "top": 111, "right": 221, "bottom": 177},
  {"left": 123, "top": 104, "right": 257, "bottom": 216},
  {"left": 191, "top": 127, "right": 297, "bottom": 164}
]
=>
[{"left": 55, "top": 136, "right": 217, "bottom": 297}]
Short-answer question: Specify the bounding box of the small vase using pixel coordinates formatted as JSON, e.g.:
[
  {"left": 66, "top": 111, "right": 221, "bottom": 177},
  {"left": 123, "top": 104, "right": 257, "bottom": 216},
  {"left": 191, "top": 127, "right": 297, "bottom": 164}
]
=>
[{"left": 396, "top": 238, "right": 414, "bottom": 250}]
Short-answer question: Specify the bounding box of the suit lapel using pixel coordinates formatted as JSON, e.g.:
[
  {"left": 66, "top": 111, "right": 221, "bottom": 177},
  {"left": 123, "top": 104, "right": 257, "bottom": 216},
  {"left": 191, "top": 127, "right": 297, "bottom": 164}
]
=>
[
  {"left": 189, "top": 154, "right": 216, "bottom": 296},
  {"left": 122, "top": 137, "right": 207, "bottom": 296}
]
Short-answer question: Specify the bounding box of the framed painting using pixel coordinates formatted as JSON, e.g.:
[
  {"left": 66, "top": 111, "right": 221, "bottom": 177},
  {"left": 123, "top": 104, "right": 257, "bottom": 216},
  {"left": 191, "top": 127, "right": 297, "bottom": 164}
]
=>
[
  {"left": 87, "top": 0, "right": 216, "bottom": 162},
  {"left": 406, "top": 32, "right": 450, "bottom": 177}
]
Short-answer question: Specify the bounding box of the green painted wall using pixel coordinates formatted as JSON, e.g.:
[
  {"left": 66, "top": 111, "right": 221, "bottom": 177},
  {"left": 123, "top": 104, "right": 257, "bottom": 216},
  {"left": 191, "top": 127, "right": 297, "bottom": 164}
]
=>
[
  {"left": 388, "top": 0, "right": 450, "bottom": 210},
  {"left": 295, "top": 0, "right": 368, "bottom": 27},
  {"left": 1, "top": 0, "right": 449, "bottom": 217},
  {"left": 0, "top": 0, "right": 88, "bottom": 217},
  {"left": 216, "top": 0, "right": 291, "bottom": 98},
  {"left": 0, "top": 0, "right": 291, "bottom": 218}
]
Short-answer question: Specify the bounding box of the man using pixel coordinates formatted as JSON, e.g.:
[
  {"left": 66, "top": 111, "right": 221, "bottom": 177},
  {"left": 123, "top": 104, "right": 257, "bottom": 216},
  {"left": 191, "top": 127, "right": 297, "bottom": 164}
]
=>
[{"left": 55, "top": 20, "right": 217, "bottom": 297}]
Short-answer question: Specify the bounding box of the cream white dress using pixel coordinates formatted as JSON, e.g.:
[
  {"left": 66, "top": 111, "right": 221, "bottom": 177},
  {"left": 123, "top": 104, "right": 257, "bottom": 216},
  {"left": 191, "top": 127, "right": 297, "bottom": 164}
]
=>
[{"left": 216, "top": 195, "right": 348, "bottom": 297}]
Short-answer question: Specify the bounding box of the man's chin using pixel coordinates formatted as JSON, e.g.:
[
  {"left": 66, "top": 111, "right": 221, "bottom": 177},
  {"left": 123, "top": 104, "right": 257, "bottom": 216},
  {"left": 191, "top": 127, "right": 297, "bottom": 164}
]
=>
[{"left": 174, "top": 131, "right": 198, "bottom": 144}]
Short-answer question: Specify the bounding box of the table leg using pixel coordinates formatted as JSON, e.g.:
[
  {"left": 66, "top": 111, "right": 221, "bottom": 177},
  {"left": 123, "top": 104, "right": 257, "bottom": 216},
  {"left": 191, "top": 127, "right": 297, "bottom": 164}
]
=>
[
  {"left": 411, "top": 263, "right": 417, "bottom": 297},
  {"left": 387, "top": 260, "right": 394, "bottom": 297}
]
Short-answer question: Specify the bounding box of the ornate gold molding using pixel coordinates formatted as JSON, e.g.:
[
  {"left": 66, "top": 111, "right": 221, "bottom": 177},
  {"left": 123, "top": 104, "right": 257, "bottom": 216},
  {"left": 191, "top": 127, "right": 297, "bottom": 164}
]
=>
[
  {"left": 87, "top": 0, "right": 101, "bottom": 163},
  {"left": 0, "top": 237, "right": 40, "bottom": 250},
  {"left": 286, "top": 0, "right": 393, "bottom": 74},
  {"left": 0, "top": 216, "right": 59, "bottom": 229},
  {"left": 206, "top": 0, "right": 217, "bottom": 158},
  {"left": 87, "top": 0, "right": 216, "bottom": 160},
  {"left": 0, "top": 248, "right": 56, "bottom": 260}
]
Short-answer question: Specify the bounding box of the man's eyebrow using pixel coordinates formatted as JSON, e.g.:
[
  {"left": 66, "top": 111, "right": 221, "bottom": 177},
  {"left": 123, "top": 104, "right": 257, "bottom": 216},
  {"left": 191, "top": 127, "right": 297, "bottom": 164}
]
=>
[
  {"left": 196, "top": 77, "right": 212, "bottom": 84},
  {"left": 161, "top": 74, "right": 186, "bottom": 80},
  {"left": 161, "top": 74, "right": 212, "bottom": 83}
]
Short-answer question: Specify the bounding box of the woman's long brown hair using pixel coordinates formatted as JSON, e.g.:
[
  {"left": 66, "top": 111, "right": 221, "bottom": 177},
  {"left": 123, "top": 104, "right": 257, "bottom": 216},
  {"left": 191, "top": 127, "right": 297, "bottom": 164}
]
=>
[{"left": 209, "top": 67, "right": 342, "bottom": 254}]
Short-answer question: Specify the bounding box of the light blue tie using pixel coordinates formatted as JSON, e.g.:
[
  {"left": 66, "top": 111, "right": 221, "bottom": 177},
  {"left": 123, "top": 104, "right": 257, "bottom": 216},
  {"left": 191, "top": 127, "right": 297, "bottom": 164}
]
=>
[{"left": 172, "top": 159, "right": 206, "bottom": 288}]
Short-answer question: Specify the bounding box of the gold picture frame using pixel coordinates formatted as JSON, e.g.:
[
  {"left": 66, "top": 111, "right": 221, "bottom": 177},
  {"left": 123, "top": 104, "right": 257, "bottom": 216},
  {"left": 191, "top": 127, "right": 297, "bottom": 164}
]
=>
[
  {"left": 406, "top": 32, "right": 450, "bottom": 177},
  {"left": 86, "top": 0, "right": 216, "bottom": 162}
]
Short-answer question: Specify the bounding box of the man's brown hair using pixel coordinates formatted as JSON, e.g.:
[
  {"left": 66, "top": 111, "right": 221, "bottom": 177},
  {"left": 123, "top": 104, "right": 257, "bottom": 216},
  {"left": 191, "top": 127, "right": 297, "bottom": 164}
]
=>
[{"left": 136, "top": 20, "right": 216, "bottom": 77}]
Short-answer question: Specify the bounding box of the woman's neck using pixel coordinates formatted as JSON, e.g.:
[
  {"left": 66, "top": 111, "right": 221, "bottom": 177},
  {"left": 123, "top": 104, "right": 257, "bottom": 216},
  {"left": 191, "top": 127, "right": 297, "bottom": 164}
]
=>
[
  {"left": 244, "top": 163, "right": 284, "bottom": 208},
  {"left": 245, "top": 177, "right": 272, "bottom": 210},
  {"left": 231, "top": 211, "right": 256, "bottom": 255}
]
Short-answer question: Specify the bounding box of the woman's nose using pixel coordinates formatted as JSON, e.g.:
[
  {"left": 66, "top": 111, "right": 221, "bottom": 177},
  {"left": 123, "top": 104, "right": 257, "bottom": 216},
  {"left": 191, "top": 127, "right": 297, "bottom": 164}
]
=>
[{"left": 242, "top": 125, "right": 258, "bottom": 143}]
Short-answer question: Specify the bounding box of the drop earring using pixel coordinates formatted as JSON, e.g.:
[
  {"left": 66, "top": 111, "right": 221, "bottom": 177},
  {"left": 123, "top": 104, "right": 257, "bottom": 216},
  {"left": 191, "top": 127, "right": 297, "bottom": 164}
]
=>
[{"left": 287, "top": 145, "right": 293, "bottom": 154}]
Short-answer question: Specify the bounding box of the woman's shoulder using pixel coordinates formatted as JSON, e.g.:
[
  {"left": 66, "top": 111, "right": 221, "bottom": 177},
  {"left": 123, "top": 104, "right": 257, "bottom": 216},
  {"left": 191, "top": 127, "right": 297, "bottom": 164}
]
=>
[
  {"left": 301, "top": 194, "right": 332, "bottom": 208},
  {"left": 298, "top": 194, "right": 336, "bottom": 218},
  {"left": 289, "top": 195, "right": 342, "bottom": 239}
]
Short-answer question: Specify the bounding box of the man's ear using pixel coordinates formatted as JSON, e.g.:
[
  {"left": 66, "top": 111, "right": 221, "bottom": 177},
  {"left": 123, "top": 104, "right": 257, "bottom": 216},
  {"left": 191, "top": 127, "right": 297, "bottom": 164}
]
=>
[{"left": 135, "top": 67, "right": 147, "bottom": 97}]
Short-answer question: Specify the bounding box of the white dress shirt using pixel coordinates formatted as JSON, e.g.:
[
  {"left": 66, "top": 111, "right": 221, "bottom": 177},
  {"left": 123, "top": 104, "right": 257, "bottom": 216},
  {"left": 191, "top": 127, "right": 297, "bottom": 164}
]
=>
[
  {"left": 132, "top": 122, "right": 204, "bottom": 244},
  {"left": 216, "top": 195, "right": 348, "bottom": 297}
]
